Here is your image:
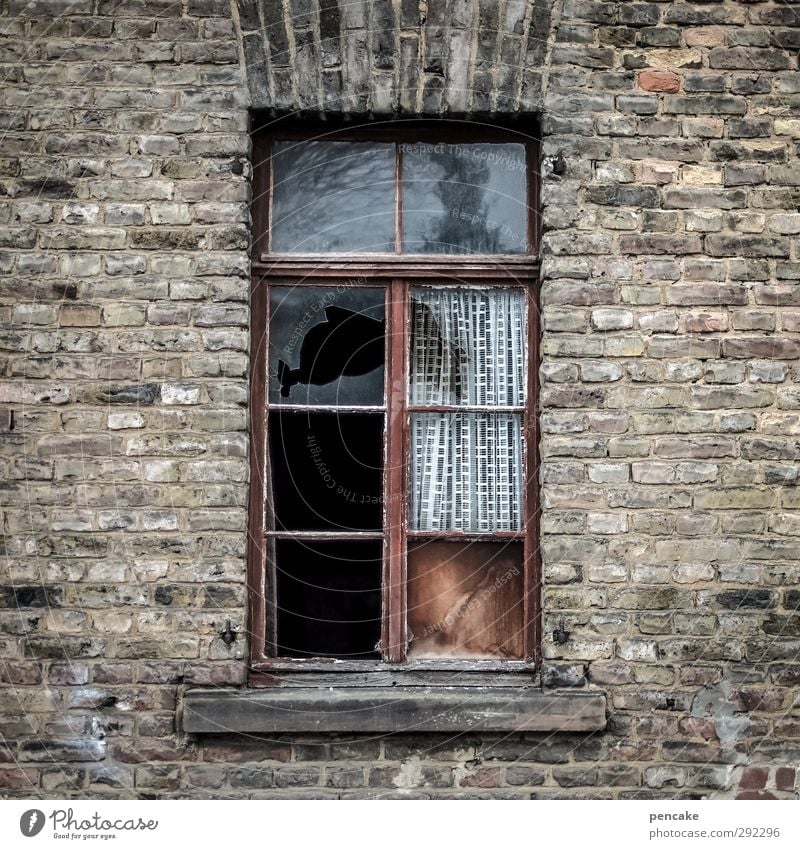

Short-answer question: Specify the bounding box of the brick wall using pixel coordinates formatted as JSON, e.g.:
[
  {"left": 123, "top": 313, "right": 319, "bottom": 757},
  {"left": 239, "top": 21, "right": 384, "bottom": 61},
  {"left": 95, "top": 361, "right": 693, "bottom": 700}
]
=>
[{"left": 1, "top": 0, "right": 799, "bottom": 799}]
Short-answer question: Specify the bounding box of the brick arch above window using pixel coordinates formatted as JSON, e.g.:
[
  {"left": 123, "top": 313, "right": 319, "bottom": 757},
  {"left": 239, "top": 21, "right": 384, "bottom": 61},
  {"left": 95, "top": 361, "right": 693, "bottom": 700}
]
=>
[{"left": 236, "top": 0, "right": 553, "bottom": 114}]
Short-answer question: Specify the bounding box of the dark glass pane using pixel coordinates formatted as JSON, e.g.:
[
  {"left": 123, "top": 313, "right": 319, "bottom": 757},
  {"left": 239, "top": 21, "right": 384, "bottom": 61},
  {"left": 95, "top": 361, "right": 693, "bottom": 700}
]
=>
[
  {"left": 271, "top": 141, "right": 396, "bottom": 252},
  {"left": 275, "top": 539, "right": 382, "bottom": 659},
  {"left": 407, "top": 541, "right": 524, "bottom": 659},
  {"left": 269, "top": 286, "right": 385, "bottom": 405},
  {"left": 402, "top": 143, "right": 527, "bottom": 254},
  {"left": 270, "top": 411, "right": 383, "bottom": 532}
]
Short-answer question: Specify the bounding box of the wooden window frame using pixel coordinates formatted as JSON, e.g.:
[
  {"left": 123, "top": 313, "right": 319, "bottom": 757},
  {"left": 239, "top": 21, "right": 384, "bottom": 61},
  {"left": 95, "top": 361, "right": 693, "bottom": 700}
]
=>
[{"left": 247, "top": 121, "right": 541, "bottom": 682}]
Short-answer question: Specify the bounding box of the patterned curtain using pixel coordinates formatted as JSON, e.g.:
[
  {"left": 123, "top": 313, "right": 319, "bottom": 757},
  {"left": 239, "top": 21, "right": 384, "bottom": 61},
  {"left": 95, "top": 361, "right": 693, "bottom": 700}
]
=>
[{"left": 409, "top": 288, "right": 526, "bottom": 532}]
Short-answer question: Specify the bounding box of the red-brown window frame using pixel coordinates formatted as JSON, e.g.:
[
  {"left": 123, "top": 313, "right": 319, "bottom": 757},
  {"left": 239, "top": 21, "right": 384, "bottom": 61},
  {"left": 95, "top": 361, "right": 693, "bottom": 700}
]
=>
[{"left": 247, "top": 121, "right": 541, "bottom": 680}]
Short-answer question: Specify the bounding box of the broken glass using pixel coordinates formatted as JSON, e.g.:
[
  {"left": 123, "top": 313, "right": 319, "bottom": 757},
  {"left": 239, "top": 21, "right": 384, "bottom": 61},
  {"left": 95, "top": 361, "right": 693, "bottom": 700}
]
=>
[{"left": 269, "top": 286, "right": 385, "bottom": 405}]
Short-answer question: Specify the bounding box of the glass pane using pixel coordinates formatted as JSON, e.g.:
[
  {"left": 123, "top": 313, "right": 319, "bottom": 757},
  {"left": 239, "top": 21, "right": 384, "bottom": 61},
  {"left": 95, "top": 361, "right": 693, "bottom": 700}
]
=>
[
  {"left": 270, "top": 411, "right": 383, "bottom": 532},
  {"left": 402, "top": 143, "right": 527, "bottom": 254},
  {"left": 275, "top": 539, "right": 382, "bottom": 659},
  {"left": 410, "top": 412, "right": 523, "bottom": 532},
  {"left": 407, "top": 541, "right": 524, "bottom": 659},
  {"left": 409, "top": 287, "right": 526, "bottom": 406},
  {"left": 269, "top": 286, "right": 385, "bottom": 405},
  {"left": 271, "top": 141, "right": 396, "bottom": 252}
]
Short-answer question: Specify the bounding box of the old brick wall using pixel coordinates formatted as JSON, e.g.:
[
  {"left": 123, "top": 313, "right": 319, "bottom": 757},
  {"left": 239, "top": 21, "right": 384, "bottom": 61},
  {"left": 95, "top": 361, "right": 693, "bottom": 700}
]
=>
[
  {"left": 1, "top": 0, "right": 799, "bottom": 799},
  {"left": 0, "top": 0, "right": 252, "bottom": 795}
]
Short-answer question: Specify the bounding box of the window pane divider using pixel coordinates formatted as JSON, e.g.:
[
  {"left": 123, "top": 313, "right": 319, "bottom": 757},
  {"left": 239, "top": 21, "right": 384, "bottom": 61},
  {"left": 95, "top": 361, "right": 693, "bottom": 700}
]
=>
[
  {"left": 408, "top": 405, "right": 525, "bottom": 413},
  {"left": 270, "top": 405, "right": 386, "bottom": 413},
  {"left": 407, "top": 531, "right": 525, "bottom": 540},
  {"left": 266, "top": 531, "right": 384, "bottom": 540},
  {"left": 254, "top": 257, "right": 540, "bottom": 280},
  {"left": 384, "top": 278, "right": 408, "bottom": 662}
]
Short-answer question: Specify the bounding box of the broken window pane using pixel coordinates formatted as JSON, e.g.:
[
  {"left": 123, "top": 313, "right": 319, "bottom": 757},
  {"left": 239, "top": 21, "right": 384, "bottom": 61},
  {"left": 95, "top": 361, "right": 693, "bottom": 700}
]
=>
[
  {"left": 269, "top": 286, "right": 385, "bottom": 405},
  {"left": 402, "top": 143, "right": 527, "bottom": 254},
  {"left": 409, "top": 287, "right": 526, "bottom": 406},
  {"left": 410, "top": 412, "right": 523, "bottom": 532},
  {"left": 407, "top": 541, "right": 524, "bottom": 659},
  {"left": 271, "top": 141, "right": 396, "bottom": 252},
  {"left": 275, "top": 539, "right": 382, "bottom": 659},
  {"left": 270, "top": 411, "right": 383, "bottom": 531}
]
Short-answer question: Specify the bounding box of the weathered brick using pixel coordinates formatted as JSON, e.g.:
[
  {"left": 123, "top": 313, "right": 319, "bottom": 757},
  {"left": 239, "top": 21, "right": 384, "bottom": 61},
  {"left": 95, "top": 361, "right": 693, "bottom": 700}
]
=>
[
  {"left": 639, "top": 70, "right": 679, "bottom": 93},
  {"left": 0, "top": 0, "right": 798, "bottom": 804}
]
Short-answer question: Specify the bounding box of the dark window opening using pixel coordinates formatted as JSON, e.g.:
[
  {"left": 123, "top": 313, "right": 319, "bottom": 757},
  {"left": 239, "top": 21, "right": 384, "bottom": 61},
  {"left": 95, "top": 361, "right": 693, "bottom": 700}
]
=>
[
  {"left": 270, "top": 411, "right": 383, "bottom": 532},
  {"left": 275, "top": 539, "right": 382, "bottom": 659}
]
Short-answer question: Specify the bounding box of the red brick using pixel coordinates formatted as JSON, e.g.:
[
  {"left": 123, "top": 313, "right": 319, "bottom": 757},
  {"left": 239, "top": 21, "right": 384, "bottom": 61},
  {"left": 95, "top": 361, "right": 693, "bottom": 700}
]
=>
[
  {"left": 776, "top": 768, "right": 796, "bottom": 792},
  {"left": 640, "top": 70, "right": 680, "bottom": 93},
  {"left": 679, "top": 717, "right": 717, "bottom": 740},
  {"left": 739, "top": 766, "right": 768, "bottom": 790},
  {"left": 0, "top": 662, "right": 42, "bottom": 685},
  {"left": 729, "top": 687, "right": 787, "bottom": 713},
  {"left": 723, "top": 337, "right": 800, "bottom": 359},
  {"left": 59, "top": 305, "right": 102, "bottom": 327},
  {"left": 202, "top": 740, "right": 291, "bottom": 764},
  {"left": 736, "top": 791, "right": 777, "bottom": 800}
]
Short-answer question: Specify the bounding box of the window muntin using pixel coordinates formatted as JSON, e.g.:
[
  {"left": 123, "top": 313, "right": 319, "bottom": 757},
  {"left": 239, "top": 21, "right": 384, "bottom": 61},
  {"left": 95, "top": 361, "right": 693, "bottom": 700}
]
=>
[{"left": 250, "top": 124, "right": 539, "bottom": 671}]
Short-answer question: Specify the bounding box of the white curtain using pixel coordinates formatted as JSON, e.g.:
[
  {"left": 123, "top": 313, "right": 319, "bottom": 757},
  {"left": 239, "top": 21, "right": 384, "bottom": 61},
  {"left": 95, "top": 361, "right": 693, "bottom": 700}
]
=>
[
  {"left": 409, "top": 288, "right": 526, "bottom": 532},
  {"left": 409, "top": 288, "right": 525, "bottom": 406}
]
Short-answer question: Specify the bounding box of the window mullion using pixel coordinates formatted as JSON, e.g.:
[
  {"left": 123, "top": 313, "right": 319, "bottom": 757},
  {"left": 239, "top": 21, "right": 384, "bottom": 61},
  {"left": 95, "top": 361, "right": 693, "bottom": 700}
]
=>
[
  {"left": 395, "top": 143, "right": 403, "bottom": 254},
  {"left": 384, "top": 277, "right": 408, "bottom": 662},
  {"left": 524, "top": 283, "right": 541, "bottom": 663},
  {"left": 248, "top": 274, "right": 273, "bottom": 664}
]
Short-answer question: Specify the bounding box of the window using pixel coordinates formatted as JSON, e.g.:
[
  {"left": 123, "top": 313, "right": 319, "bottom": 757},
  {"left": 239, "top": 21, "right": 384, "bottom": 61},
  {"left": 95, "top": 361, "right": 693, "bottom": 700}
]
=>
[{"left": 247, "top": 122, "right": 540, "bottom": 678}]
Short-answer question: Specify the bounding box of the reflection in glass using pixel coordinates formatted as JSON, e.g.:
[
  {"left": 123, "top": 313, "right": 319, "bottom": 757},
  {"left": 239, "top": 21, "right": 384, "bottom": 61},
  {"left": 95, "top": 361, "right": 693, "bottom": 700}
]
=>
[
  {"left": 402, "top": 143, "right": 527, "bottom": 254},
  {"left": 409, "top": 287, "right": 526, "bottom": 406},
  {"left": 271, "top": 141, "right": 396, "bottom": 252},
  {"left": 269, "top": 286, "right": 385, "bottom": 405}
]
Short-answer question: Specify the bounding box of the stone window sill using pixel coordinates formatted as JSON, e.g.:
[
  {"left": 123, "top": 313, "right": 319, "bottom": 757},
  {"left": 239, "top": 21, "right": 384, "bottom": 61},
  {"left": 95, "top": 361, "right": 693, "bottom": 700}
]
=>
[{"left": 182, "top": 687, "right": 607, "bottom": 734}]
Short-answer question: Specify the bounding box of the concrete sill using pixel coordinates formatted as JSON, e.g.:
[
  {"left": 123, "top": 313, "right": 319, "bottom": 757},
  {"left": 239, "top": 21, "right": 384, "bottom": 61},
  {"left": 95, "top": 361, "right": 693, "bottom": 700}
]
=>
[{"left": 182, "top": 687, "right": 607, "bottom": 734}]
